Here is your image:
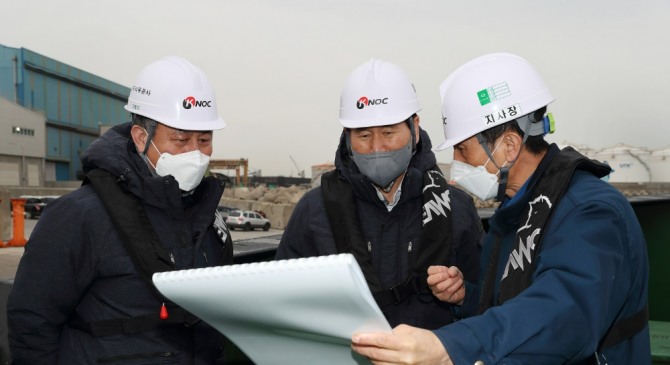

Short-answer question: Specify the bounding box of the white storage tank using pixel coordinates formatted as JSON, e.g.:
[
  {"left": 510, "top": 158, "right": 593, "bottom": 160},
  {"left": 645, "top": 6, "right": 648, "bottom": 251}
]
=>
[
  {"left": 592, "top": 144, "right": 651, "bottom": 183},
  {"left": 645, "top": 147, "right": 670, "bottom": 182}
]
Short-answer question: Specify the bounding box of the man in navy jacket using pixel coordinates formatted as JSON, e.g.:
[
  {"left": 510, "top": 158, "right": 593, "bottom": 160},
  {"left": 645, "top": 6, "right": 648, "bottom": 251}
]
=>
[
  {"left": 352, "top": 53, "right": 650, "bottom": 364},
  {"left": 277, "top": 59, "right": 483, "bottom": 330}
]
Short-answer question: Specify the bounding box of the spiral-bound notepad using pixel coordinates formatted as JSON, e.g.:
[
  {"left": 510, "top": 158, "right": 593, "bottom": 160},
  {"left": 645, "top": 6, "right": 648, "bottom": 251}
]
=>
[{"left": 153, "top": 253, "right": 391, "bottom": 365}]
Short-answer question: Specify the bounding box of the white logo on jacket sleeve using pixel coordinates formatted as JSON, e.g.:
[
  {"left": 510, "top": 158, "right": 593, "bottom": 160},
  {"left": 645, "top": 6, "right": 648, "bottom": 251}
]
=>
[
  {"left": 501, "top": 195, "right": 552, "bottom": 279},
  {"left": 422, "top": 171, "right": 451, "bottom": 225},
  {"left": 422, "top": 170, "right": 443, "bottom": 193},
  {"left": 213, "top": 210, "right": 230, "bottom": 245}
]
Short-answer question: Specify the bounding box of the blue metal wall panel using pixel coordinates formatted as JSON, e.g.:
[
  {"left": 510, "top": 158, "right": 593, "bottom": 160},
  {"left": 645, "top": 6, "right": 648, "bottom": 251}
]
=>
[
  {"left": 60, "top": 130, "right": 71, "bottom": 160},
  {"left": 0, "top": 45, "right": 20, "bottom": 101},
  {"left": 46, "top": 127, "right": 60, "bottom": 158},
  {"left": 55, "top": 161, "right": 69, "bottom": 181},
  {"left": 59, "top": 79, "right": 68, "bottom": 123},
  {"left": 45, "top": 77, "right": 59, "bottom": 122},
  {"left": 89, "top": 94, "right": 99, "bottom": 128},
  {"left": 22, "top": 48, "right": 129, "bottom": 124},
  {"left": 70, "top": 86, "right": 80, "bottom": 125},
  {"left": 81, "top": 91, "right": 91, "bottom": 127},
  {"left": 0, "top": 44, "right": 131, "bottom": 180},
  {"left": 71, "top": 133, "right": 83, "bottom": 179}
]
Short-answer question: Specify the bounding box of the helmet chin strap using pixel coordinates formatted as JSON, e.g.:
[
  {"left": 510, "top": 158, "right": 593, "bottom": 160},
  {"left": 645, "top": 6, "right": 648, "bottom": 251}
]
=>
[
  {"left": 134, "top": 116, "right": 159, "bottom": 176},
  {"left": 407, "top": 115, "right": 417, "bottom": 153},
  {"left": 141, "top": 119, "right": 158, "bottom": 155},
  {"left": 476, "top": 115, "right": 535, "bottom": 201},
  {"left": 476, "top": 133, "right": 509, "bottom": 202}
]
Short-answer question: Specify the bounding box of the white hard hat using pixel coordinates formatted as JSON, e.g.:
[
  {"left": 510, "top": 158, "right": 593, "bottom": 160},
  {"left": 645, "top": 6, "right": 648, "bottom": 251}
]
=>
[
  {"left": 436, "top": 52, "right": 554, "bottom": 151},
  {"left": 339, "top": 59, "right": 421, "bottom": 128},
  {"left": 125, "top": 56, "right": 225, "bottom": 131}
]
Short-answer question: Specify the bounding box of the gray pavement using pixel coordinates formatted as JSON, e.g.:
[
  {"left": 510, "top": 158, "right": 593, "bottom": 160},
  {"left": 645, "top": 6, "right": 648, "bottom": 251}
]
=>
[{"left": 0, "top": 218, "right": 283, "bottom": 281}]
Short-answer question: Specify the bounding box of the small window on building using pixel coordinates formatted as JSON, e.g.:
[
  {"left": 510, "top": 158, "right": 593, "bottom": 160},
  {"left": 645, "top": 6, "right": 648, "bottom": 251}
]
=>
[{"left": 12, "top": 126, "right": 35, "bottom": 136}]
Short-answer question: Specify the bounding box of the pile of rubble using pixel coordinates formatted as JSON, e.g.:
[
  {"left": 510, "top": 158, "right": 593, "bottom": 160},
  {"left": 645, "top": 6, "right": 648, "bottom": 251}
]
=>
[
  {"left": 220, "top": 182, "right": 670, "bottom": 229},
  {"left": 223, "top": 185, "right": 308, "bottom": 205},
  {"left": 224, "top": 182, "right": 670, "bottom": 208}
]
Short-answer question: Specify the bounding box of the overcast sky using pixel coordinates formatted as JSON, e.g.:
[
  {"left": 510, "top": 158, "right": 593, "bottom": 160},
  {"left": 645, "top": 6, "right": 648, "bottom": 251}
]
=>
[{"left": 2, "top": 0, "right": 669, "bottom": 177}]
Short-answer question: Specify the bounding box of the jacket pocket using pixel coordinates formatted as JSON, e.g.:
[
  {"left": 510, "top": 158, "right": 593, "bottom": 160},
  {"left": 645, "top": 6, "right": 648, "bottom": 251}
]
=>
[{"left": 98, "top": 350, "right": 180, "bottom": 364}]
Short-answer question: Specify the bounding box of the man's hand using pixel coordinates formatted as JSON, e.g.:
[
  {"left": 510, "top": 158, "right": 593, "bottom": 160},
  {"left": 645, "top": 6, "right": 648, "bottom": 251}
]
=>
[
  {"left": 427, "top": 265, "right": 465, "bottom": 305},
  {"left": 351, "top": 324, "right": 452, "bottom": 365}
]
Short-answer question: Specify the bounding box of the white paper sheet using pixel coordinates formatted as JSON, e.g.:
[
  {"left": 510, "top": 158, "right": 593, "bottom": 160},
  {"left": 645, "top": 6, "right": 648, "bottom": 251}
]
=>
[{"left": 153, "top": 253, "right": 391, "bottom": 365}]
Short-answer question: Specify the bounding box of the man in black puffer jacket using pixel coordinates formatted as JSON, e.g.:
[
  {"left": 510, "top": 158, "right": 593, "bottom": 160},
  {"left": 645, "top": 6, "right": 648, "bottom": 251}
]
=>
[
  {"left": 8, "top": 56, "right": 233, "bottom": 364},
  {"left": 276, "top": 59, "right": 483, "bottom": 329}
]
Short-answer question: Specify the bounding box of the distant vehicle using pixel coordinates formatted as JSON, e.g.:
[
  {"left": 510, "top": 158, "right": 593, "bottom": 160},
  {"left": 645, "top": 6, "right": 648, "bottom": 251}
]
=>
[
  {"left": 216, "top": 205, "right": 237, "bottom": 218},
  {"left": 10, "top": 196, "right": 54, "bottom": 219},
  {"left": 39, "top": 196, "right": 59, "bottom": 205},
  {"left": 225, "top": 210, "right": 271, "bottom": 231}
]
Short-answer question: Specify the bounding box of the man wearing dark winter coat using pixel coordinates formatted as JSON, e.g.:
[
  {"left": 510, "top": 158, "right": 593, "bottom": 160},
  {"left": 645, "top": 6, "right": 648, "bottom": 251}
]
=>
[
  {"left": 7, "top": 56, "right": 233, "bottom": 364},
  {"left": 352, "top": 53, "right": 650, "bottom": 365},
  {"left": 276, "top": 59, "right": 483, "bottom": 329}
]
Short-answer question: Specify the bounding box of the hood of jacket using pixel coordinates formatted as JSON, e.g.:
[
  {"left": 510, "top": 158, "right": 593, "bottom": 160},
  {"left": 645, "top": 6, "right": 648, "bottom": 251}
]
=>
[
  {"left": 334, "top": 127, "right": 438, "bottom": 204},
  {"left": 80, "top": 122, "right": 210, "bottom": 212}
]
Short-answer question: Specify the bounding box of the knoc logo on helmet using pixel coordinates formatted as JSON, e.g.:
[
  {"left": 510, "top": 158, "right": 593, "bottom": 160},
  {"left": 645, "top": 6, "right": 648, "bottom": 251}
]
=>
[
  {"left": 182, "top": 96, "right": 213, "bottom": 109},
  {"left": 356, "top": 96, "right": 389, "bottom": 110}
]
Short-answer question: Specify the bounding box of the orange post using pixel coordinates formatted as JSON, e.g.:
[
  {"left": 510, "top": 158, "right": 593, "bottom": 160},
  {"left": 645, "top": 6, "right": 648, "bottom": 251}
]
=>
[
  {"left": 0, "top": 197, "right": 3, "bottom": 248},
  {"left": 7, "top": 198, "right": 27, "bottom": 247}
]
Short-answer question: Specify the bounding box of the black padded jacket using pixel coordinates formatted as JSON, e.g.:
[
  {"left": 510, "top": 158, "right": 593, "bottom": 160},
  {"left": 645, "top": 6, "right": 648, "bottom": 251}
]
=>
[
  {"left": 7, "top": 122, "right": 231, "bottom": 365},
  {"left": 276, "top": 129, "right": 483, "bottom": 329}
]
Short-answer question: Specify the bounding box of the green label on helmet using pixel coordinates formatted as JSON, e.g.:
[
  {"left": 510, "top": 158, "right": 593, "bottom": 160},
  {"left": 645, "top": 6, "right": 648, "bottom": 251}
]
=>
[
  {"left": 477, "top": 89, "right": 491, "bottom": 106},
  {"left": 478, "top": 82, "right": 511, "bottom": 106}
]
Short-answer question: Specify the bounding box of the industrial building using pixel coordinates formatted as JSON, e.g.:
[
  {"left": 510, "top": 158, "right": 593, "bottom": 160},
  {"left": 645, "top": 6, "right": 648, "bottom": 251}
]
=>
[{"left": 0, "top": 44, "right": 129, "bottom": 185}]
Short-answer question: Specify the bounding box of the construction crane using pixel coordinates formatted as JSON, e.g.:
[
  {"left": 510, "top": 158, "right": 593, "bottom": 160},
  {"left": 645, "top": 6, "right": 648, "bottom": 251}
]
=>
[{"left": 289, "top": 155, "right": 305, "bottom": 178}]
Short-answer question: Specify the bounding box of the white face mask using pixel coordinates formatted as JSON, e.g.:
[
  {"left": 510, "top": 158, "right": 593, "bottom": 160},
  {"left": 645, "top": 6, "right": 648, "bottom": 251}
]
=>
[
  {"left": 450, "top": 160, "right": 499, "bottom": 201},
  {"left": 149, "top": 141, "right": 210, "bottom": 191},
  {"left": 450, "top": 138, "right": 506, "bottom": 201}
]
